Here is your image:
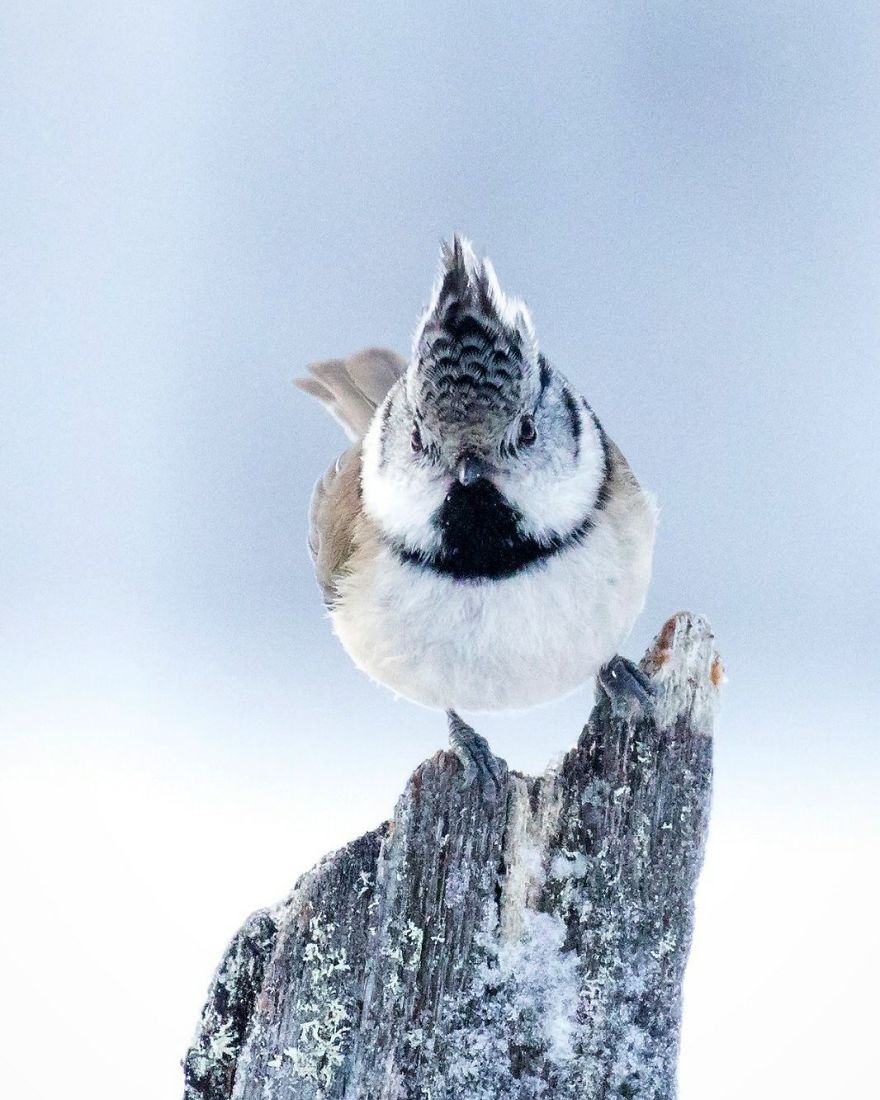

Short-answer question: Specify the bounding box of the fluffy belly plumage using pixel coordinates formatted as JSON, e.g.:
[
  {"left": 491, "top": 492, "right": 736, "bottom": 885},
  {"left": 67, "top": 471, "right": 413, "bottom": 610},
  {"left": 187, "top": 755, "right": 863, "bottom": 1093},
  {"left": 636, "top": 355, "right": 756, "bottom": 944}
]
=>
[{"left": 331, "top": 518, "right": 653, "bottom": 711}]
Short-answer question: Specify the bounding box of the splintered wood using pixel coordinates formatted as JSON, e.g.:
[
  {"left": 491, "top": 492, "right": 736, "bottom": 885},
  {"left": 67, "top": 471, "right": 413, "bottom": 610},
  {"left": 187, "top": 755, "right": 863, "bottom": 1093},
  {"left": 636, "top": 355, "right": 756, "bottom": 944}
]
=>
[{"left": 184, "top": 612, "right": 720, "bottom": 1100}]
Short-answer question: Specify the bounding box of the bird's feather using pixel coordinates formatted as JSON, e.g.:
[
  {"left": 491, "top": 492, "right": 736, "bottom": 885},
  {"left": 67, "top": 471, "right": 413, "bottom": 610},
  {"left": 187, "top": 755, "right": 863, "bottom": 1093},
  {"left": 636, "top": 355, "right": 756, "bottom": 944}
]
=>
[
  {"left": 298, "top": 348, "right": 405, "bottom": 603},
  {"left": 295, "top": 347, "right": 406, "bottom": 441},
  {"left": 307, "top": 445, "right": 365, "bottom": 606}
]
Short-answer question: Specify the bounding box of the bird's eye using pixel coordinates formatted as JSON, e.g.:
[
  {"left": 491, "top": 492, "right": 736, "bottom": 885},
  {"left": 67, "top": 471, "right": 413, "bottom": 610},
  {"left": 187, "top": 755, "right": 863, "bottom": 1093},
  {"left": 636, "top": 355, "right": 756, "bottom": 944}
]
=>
[
  {"left": 518, "top": 415, "right": 537, "bottom": 446},
  {"left": 411, "top": 421, "right": 423, "bottom": 453}
]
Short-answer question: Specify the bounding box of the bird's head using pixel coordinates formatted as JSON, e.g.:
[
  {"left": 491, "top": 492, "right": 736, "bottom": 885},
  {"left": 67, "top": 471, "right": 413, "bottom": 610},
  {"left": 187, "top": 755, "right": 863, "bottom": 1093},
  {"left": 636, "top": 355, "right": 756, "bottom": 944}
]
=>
[{"left": 361, "top": 237, "right": 609, "bottom": 567}]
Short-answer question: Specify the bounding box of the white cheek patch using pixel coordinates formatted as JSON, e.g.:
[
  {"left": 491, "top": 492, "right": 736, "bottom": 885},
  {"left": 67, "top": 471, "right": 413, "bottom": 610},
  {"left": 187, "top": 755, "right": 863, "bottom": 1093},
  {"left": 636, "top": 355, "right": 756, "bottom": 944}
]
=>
[
  {"left": 361, "top": 411, "right": 446, "bottom": 551},
  {"left": 497, "top": 430, "right": 606, "bottom": 542}
]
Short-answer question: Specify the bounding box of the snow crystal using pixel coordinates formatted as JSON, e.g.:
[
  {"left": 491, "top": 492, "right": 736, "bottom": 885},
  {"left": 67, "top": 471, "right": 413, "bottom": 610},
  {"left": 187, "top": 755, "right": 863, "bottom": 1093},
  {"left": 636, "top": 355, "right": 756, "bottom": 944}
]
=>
[
  {"left": 550, "top": 849, "right": 588, "bottom": 881},
  {"left": 497, "top": 910, "right": 581, "bottom": 1064}
]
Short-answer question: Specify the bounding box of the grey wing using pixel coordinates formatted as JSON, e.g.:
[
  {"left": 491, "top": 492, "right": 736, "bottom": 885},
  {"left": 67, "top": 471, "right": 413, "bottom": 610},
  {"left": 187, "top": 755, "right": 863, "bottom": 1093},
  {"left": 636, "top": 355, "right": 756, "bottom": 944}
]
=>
[
  {"left": 295, "top": 347, "right": 406, "bottom": 441},
  {"left": 307, "top": 444, "right": 365, "bottom": 606}
]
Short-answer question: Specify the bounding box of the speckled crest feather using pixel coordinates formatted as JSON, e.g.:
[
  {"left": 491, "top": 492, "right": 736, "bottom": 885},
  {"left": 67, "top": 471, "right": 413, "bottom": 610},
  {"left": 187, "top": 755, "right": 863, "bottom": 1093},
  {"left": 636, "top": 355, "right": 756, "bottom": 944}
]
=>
[{"left": 409, "top": 237, "right": 540, "bottom": 429}]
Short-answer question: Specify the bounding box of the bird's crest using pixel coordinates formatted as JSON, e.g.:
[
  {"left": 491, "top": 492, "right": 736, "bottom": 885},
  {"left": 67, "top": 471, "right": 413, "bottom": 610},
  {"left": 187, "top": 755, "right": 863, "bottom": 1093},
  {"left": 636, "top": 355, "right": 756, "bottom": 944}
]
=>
[{"left": 409, "top": 237, "right": 540, "bottom": 422}]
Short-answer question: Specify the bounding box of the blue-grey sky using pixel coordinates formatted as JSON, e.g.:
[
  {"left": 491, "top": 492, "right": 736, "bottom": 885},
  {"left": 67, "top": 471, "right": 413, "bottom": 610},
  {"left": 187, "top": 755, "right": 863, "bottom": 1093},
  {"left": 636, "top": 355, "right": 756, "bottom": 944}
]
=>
[{"left": 2, "top": 4, "right": 878, "bottom": 1098}]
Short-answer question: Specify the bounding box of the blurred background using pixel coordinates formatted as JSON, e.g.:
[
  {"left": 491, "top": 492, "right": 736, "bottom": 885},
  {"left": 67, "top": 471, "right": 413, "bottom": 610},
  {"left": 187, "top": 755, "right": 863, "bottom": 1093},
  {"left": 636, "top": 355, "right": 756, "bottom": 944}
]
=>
[{"left": 2, "top": 3, "right": 878, "bottom": 1097}]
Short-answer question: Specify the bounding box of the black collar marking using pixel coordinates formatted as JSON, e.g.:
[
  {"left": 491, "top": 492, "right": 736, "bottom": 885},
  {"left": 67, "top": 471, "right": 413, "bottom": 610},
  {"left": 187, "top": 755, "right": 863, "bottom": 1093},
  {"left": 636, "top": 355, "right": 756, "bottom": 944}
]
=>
[{"left": 390, "top": 429, "right": 612, "bottom": 582}]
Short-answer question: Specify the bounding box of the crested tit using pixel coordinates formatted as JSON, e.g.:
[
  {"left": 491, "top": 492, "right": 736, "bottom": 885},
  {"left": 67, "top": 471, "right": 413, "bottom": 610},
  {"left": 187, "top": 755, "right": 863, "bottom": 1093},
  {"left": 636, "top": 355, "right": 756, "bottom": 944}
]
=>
[{"left": 296, "top": 238, "right": 657, "bottom": 797}]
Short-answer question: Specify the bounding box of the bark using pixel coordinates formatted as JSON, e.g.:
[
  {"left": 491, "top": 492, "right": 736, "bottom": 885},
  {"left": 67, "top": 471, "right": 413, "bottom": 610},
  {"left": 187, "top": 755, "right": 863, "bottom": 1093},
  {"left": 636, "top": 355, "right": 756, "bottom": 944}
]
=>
[{"left": 183, "top": 612, "right": 721, "bottom": 1100}]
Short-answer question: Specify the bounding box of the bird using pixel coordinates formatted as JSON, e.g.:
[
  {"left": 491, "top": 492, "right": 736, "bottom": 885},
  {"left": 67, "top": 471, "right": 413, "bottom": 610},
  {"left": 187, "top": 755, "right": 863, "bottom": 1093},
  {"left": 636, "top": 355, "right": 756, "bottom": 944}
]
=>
[{"left": 295, "top": 237, "right": 657, "bottom": 799}]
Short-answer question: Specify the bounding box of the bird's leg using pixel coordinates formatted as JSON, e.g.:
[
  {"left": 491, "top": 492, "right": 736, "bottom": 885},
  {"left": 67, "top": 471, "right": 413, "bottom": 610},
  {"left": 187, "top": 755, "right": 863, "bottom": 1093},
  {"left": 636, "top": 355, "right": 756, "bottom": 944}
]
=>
[
  {"left": 446, "top": 710, "right": 505, "bottom": 803},
  {"left": 598, "top": 655, "right": 658, "bottom": 720}
]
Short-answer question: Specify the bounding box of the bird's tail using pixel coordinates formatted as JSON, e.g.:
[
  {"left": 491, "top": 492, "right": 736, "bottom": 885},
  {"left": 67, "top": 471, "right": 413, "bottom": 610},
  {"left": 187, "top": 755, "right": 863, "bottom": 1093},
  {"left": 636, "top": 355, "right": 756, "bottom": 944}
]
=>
[{"left": 295, "top": 347, "right": 406, "bottom": 441}]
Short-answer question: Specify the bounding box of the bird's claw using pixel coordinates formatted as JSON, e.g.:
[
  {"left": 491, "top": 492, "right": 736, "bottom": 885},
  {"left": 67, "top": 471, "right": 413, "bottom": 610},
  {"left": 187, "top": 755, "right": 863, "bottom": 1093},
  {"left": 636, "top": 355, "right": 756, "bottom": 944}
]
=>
[
  {"left": 447, "top": 711, "right": 505, "bottom": 803},
  {"left": 598, "top": 655, "right": 658, "bottom": 720}
]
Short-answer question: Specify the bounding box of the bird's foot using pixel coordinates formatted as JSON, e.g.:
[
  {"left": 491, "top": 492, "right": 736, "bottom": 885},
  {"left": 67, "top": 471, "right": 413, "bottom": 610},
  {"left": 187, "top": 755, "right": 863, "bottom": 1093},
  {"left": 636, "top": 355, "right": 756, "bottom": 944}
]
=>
[
  {"left": 447, "top": 710, "right": 505, "bottom": 803},
  {"left": 598, "top": 655, "right": 658, "bottom": 720}
]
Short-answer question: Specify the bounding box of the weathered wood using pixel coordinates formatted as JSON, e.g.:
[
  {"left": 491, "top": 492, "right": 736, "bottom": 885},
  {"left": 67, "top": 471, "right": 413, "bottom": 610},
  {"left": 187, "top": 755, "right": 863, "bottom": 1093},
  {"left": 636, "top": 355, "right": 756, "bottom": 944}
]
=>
[{"left": 184, "top": 612, "right": 721, "bottom": 1100}]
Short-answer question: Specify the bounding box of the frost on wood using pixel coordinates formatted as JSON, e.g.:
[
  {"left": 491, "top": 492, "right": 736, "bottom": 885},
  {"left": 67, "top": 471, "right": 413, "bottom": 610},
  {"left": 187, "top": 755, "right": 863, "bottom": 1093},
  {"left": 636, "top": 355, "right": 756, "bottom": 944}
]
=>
[{"left": 184, "top": 612, "right": 720, "bottom": 1100}]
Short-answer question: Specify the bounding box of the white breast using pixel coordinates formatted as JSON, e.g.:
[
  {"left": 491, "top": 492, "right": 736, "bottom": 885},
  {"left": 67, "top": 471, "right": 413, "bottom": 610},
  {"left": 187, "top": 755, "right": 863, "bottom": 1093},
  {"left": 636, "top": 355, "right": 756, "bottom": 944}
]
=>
[{"left": 330, "top": 488, "right": 656, "bottom": 712}]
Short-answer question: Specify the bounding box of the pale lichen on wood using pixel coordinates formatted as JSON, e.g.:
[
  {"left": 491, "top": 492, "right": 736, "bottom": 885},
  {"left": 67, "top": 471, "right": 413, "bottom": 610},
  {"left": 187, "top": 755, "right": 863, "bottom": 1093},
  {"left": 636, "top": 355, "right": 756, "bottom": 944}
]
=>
[{"left": 184, "top": 611, "right": 720, "bottom": 1100}]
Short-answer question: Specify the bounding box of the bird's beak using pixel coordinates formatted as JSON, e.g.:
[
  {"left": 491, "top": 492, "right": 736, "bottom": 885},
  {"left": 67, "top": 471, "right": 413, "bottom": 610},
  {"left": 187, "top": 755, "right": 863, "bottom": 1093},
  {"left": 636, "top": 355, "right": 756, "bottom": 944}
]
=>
[{"left": 456, "top": 455, "right": 490, "bottom": 486}]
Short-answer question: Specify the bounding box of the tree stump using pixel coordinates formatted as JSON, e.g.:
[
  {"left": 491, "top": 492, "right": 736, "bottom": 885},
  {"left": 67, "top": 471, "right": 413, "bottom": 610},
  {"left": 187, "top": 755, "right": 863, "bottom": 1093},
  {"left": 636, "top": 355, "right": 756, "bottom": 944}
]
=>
[{"left": 183, "top": 611, "right": 721, "bottom": 1100}]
